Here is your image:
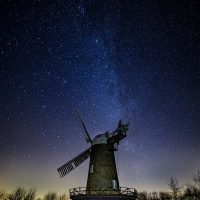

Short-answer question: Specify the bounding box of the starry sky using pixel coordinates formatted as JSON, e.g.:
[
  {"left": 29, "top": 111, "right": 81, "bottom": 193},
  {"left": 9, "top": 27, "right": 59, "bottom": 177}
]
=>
[{"left": 0, "top": 0, "right": 200, "bottom": 197}]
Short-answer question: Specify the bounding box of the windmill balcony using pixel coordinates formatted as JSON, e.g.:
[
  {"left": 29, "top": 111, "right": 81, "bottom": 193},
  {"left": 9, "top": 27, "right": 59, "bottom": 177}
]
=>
[{"left": 69, "top": 187, "right": 137, "bottom": 200}]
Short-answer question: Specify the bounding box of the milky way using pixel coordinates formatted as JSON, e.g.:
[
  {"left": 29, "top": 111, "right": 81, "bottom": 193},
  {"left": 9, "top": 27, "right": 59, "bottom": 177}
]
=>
[{"left": 0, "top": 0, "right": 200, "bottom": 196}]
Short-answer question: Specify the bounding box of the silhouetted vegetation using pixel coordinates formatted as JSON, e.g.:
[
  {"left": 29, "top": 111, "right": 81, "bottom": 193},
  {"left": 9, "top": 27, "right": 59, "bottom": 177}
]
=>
[
  {"left": 0, "top": 188, "right": 68, "bottom": 200},
  {"left": 137, "top": 171, "right": 200, "bottom": 199},
  {"left": 1, "top": 170, "right": 200, "bottom": 200},
  {"left": 0, "top": 190, "right": 9, "bottom": 200},
  {"left": 24, "top": 188, "right": 37, "bottom": 200},
  {"left": 43, "top": 192, "right": 57, "bottom": 200},
  {"left": 168, "top": 176, "right": 181, "bottom": 199}
]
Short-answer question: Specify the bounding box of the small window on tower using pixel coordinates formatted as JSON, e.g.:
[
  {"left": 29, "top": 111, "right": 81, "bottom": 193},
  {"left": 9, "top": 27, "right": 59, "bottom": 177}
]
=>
[
  {"left": 112, "top": 180, "right": 117, "bottom": 189},
  {"left": 90, "top": 164, "right": 93, "bottom": 173}
]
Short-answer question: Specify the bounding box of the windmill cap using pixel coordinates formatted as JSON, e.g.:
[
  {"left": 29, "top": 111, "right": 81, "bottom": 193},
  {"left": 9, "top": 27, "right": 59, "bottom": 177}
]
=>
[{"left": 92, "top": 133, "right": 109, "bottom": 145}]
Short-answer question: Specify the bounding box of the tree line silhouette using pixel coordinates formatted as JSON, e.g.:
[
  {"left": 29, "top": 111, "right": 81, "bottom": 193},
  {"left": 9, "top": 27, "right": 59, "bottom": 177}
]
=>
[
  {"left": 0, "top": 189, "right": 67, "bottom": 200},
  {"left": 137, "top": 170, "right": 200, "bottom": 200},
  {"left": 0, "top": 170, "right": 200, "bottom": 200}
]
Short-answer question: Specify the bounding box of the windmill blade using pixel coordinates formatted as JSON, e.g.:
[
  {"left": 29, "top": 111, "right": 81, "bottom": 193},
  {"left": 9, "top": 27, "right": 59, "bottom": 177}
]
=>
[
  {"left": 57, "top": 148, "right": 91, "bottom": 178},
  {"left": 108, "top": 120, "right": 129, "bottom": 144},
  {"left": 75, "top": 110, "right": 92, "bottom": 143}
]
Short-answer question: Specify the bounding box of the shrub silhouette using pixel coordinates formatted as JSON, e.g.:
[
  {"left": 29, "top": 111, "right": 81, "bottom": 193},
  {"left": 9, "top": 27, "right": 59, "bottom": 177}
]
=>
[
  {"left": 24, "top": 188, "right": 37, "bottom": 200},
  {"left": 137, "top": 191, "right": 148, "bottom": 200},
  {"left": 0, "top": 190, "right": 9, "bottom": 200},
  {"left": 168, "top": 176, "right": 181, "bottom": 200},
  {"left": 193, "top": 170, "right": 200, "bottom": 189},
  {"left": 43, "top": 192, "right": 57, "bottom": 200},
  {"left": 58, "top": 194, "right": 67, "bottom": 200},
  {"left": 159, "top": 192, "right": 171, "bottom": 200},
  {"left": 11, "top": 187, "right": 27, "bottom": 200}
]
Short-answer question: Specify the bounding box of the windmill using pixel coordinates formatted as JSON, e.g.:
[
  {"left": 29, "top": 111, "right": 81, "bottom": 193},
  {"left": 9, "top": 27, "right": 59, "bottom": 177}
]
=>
[{"left": 57, "top": 112, "right": 137, "bottom": 200}]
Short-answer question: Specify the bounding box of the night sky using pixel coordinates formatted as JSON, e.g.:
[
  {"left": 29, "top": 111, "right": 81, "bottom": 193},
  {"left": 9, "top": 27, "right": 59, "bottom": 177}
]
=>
[{"left": 0, "top": 0, "right": 200, "bottom": 197}]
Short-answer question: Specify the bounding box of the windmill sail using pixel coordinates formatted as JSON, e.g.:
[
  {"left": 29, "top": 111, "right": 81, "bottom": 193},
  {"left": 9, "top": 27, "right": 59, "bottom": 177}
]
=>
[
  {"left": 75, "top": 110, "right": 92, "bottom": 143},
  {"left": 57, "top": 148, "right": 91, "bottom": 178},
  {"left": 108, "top": 120, "right": 129, "bottom": 144}
]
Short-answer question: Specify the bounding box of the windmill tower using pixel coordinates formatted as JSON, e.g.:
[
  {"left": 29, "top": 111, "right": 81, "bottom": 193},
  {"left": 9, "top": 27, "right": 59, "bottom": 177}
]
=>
[{"left": 57, "top": 112, "right": 137, "bottom": 200}]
